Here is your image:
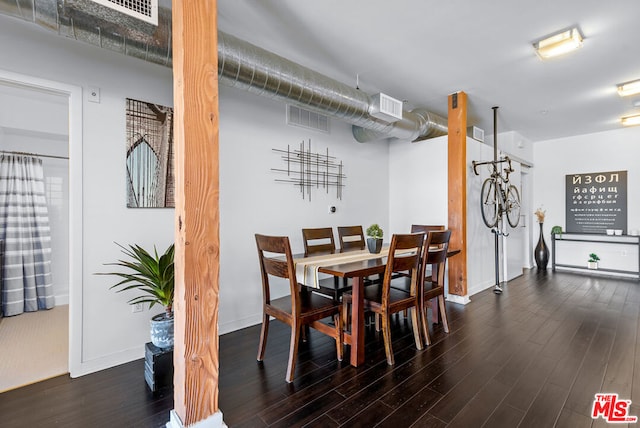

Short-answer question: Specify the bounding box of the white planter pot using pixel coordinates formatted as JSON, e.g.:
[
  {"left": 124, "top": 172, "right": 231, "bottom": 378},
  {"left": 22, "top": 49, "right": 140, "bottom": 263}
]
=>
[
  {"left": 150, "top": 313, "right": 174, "bottom": 349},
  {"left": 587, "top": 261, "right": 598, "bottom": 269}
]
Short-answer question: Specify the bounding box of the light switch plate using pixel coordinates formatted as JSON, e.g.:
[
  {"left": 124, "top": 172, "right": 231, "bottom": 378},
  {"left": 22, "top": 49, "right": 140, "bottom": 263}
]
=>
[{"left": 88, "top": 86, "right": 100, "bottom": 103}]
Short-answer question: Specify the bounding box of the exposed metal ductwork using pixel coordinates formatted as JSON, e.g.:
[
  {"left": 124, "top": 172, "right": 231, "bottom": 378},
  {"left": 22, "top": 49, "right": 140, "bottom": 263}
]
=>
[
  {"left": 0, "top": 0, "right": 448, "bottom": 142},
  {"left": 217, "top": 32, "right": 448, "bottom": 142}
]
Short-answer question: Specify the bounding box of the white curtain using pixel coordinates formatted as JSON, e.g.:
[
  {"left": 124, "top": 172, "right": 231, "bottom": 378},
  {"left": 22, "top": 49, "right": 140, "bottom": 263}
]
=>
[{"left": 0, "top": 155, "right": 54, "bottom": 316}]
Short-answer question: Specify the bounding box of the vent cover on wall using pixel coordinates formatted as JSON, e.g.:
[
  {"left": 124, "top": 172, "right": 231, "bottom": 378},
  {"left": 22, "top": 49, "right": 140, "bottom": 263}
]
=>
[
  {"left": 287, "top": 105, "right": 330, "bottom": 133},
  {"left": 467, "top": 126, "right": 485, "bottom": 142},
  {"left": 370, "top": 93, "right": 403, "bottom": 123},
  {"left": 90, "top": 0, "right": 158, "bottom": 25}
]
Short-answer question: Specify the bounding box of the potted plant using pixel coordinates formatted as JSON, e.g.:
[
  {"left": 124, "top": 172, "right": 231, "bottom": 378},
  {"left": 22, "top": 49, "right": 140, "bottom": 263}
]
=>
[
  {"left": 365, "top": 223, "right": 384, "bottom": 254},
  {"left": 550, "top": 225, "right": 563, "bottom": 238},
  {"left": 588, "top": 253, "right": 600, "bottom": 269},
  {"left": 99, "top": 243, "right": 175, "bottom": 348}
]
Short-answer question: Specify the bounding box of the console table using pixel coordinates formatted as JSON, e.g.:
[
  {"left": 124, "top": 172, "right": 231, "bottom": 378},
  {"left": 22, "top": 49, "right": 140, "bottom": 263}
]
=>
[{"left": 552, "top": 233, "right": 640, "bottom": 280}]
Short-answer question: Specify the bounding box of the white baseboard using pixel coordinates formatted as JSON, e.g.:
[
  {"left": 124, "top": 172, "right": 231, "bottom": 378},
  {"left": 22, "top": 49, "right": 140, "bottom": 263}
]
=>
[
  {"left": 467, "top": 279, "right": 496, "bottom": 297},
  {"left": 55, "top": 294, "right": 69, "bottom": 306},
  {"left": 446, "top": 294, "right": 470, "bottom": 305},
  {"left": 167, "top": 410, "right": 227, "bottom": 428},
  {"left": 219, "top": 313, "right": 262, "bottom": 336},
  {"left": 70, "top": 345, "right": 144, "bottom": 378}
]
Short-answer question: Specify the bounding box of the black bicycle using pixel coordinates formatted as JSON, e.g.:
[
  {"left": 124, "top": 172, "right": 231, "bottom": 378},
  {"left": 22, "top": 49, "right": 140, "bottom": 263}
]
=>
[{"left": 472, "top": 156, "right": 521, "bottom": 228}]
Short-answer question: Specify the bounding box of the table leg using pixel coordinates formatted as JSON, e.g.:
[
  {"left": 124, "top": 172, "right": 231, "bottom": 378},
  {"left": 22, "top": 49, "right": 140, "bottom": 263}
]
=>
[{"left": 350, "top": 276, "right": 365, "bottom": 367}]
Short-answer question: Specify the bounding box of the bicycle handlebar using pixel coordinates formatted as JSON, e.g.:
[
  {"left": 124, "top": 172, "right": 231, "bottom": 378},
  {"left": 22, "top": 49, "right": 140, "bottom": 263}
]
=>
[{"left": 471, "top": 156, "right": 512, "bottom": 176}]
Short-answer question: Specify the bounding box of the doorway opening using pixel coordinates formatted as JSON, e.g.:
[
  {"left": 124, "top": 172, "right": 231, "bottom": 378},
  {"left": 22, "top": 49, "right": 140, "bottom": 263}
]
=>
[{"left": 0, "top": 69, "right": 82, "bottom": 390}]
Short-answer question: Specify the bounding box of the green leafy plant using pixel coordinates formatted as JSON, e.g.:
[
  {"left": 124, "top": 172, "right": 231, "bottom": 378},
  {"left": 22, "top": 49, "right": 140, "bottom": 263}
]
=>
[
  {"left": 550, "top": 226, "right": 563, "bottom": 235},
  {"left": 98, "top": 243, "right": 175, "bottom": 317},
  {"left": 588, "top": 253, "right": 600, "bottom": 263},
  {"left": 366, "top": 223, "right": 383, "bottom": 239}
]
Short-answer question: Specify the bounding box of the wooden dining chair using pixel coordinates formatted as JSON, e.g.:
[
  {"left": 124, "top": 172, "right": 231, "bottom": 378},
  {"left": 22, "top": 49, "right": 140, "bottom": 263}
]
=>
[
  {"left": 393, "top": 225, "right": 446, "bottom": 310},
  {"left": 301, "top": 227, "right": 352, "bottom": 301},
  {"left": 337, "top": 225, "right": 366, "bottom": 251},
  {"left": 418, "top": 230, "right": 451, "bottom": 345},
  {"left": 391, "top": 229, "right": 451, "bottom": 336},
  {"left": 339, "top": 224, "right": 379, "bottom": 284},
  {"left": 410, "top": 224, "right": 445, "bottom": 234},
  {"left": 255, "top": 234, "right": 343, "bottom": 383},
  {"left": 342, "top": 232, "right": 424, "bottom": 365},
  {"left": 302, "top": 227, "right": 336, "bottom": 255}
]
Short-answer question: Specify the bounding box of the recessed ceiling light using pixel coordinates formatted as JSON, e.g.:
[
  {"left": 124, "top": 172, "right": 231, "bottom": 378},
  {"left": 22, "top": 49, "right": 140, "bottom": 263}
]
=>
[
  {"left": 533, "top": 27, "right": 583, "bottom": 59},
  {"left": 617, "top": 79, "right": 640, "bottom": 97},
  {"left": 621, "top": 114, "right": 640, "bottom": 127}
]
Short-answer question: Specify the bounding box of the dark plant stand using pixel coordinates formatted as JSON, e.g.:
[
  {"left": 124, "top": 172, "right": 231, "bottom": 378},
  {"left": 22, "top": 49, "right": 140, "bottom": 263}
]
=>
[
  {"left": 144, "top": 342, "right": 173, "bottom": 393},
  {"left": 534, "top": 223, "right": 549, "bottom": 269}
]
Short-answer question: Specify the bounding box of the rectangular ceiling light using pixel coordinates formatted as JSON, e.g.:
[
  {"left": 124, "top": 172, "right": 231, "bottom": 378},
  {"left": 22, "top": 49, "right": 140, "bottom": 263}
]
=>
[
  {"left": 534, "top": 27, "right": 583, "bottom": 59},
  {"left": 617, "top": 79, "right": 640, "bottom": 97},
  {"left": 621, "top": 114, "right": 640, "bottom": 127}
]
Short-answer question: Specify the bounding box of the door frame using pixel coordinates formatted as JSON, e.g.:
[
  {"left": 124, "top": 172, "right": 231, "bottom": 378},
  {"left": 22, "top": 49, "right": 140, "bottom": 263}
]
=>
[{"left": 0, "top": 69, "right": 83, "bottom": 377}]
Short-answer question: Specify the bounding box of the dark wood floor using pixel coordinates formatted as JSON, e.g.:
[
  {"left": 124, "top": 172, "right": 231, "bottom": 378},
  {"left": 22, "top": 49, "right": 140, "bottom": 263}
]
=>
[{"left": 2, "top": 269, "right": 639, "bottom": 427}]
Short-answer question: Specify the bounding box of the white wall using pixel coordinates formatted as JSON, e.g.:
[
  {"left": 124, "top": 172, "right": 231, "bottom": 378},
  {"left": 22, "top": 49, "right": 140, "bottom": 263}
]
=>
[
  {"left": 387, "top": 135, "right": 503, "bottom": 299},
  {"left": 0, "top": 14, "right": 391, "bottom": 373},
  {"left": 218, "top": 87, "right": 389, "bottom": 333},
  {"left": 388, "top": 135, "right": 448, "bottom": 233},
  {"left": 533, "top": 127, "right": 640, "bottom": 272},
  {"left": 0, "top": 15, "right": 174, "bottom": 374},
  {"left": 466, "top": 138, "right": 497, "bottom": 295}
]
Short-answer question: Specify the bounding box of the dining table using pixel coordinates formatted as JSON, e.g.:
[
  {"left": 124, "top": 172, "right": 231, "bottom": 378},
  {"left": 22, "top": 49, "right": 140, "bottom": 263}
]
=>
[
  {"left": 293, "top": 245, "right": 461, "bottom": 367},
  {"left": 294, "top": 248, "right": 390, "bottom": 367}
]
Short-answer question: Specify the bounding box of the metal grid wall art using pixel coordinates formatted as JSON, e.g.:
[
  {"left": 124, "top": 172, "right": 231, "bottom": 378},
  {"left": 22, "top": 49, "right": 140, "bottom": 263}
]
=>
[{"left": 272, "top": 139, "right": 345, "bottom": 201}]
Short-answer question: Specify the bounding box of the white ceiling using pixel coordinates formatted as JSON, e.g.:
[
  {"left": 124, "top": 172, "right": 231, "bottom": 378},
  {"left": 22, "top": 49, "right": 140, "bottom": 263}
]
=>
[{"left": 217, "top": 0, "right": 640, "bottom": 142}]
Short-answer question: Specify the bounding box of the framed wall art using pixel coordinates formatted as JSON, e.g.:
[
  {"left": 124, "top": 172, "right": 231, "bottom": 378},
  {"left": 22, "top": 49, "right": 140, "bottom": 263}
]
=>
[{"left": 126, "top": 98, "right": 175, "bottom": 208}]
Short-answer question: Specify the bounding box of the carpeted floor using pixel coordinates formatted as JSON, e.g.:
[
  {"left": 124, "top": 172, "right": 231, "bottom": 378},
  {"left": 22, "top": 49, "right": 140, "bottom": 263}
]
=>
[{"left": 0, "top": 305, "right": 68, "bottom": 393}]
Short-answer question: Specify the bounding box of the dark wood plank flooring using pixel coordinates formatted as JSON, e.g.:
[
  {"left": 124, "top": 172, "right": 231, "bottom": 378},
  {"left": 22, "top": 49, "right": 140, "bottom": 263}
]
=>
[{"left": 1, "top": 269, "right": 639, "bottom": 427}]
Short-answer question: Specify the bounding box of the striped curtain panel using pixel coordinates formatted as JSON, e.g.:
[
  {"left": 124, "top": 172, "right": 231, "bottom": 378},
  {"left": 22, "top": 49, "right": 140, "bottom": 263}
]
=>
[{"left": 0, "top": 155, "right": 54, "bottom": 316}]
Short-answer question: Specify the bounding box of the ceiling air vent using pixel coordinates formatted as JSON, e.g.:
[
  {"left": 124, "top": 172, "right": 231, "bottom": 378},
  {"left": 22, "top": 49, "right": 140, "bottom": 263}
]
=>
[
  {"left": 370, "top": 93, "right": 403, "bottom": 123},
  {"left": 90, "top": 0, "right": 158, "bottom": 25},
  {"left": 287, "top": 105, "right": 330, "bottom": 133},
  {"left": 467, "top": 126, "right": 485, "bottom": 142}
]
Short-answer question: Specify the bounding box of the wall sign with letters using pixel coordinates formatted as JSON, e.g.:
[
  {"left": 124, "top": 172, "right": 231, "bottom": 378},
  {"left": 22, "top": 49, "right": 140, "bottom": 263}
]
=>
[{"left": 565, "top": 170, "right": 627, "bottom": 234}]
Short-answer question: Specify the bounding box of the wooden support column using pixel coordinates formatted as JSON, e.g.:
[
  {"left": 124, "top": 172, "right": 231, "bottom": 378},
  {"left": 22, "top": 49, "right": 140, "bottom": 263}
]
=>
[
  {"left": 448, "top": 91, "right": 468, "bottom": 297},
  {"left": 172, "top": 0, "right": 222, "bottom": 426}
]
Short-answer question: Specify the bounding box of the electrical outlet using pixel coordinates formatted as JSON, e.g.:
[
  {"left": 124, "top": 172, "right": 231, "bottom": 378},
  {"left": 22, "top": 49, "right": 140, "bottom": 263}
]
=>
[{"left": 132, "top": 303, "right": 144, "bottom": 313}]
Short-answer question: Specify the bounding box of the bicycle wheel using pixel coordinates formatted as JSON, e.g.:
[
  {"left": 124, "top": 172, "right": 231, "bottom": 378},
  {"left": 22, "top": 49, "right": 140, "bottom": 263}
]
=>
[
  {"left": 480, "top": 178, "right": 499, "bottom": 228},
  {"left": 505, "top": 184, "right": 521, "bottom": 228}
]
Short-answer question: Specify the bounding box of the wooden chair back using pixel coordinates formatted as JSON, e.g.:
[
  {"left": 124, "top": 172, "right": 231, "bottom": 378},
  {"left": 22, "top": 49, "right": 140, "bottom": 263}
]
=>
[
  {"left": 410, "top": 224, "right": 446, "bottom": 234},
  {"left": 382, "top": 233, "right": 424, "bottom": 304},
  {"left": 418, "top": 229, "right": 451, "bottom": 345},
  {"left": 255, "top": 234, "right": 299, "bottom": 313},
  {"left": 421, "top": 230, "right": 451, "bottom": 287},
  {"left": 255, "top": 233, "right": 343, "bottom": 382},
  {"left": 302, "top": 227, "right": 336, "bottom": 256},
  {"left": 337, "top": 225, "right": 365, "bottom": 251}
]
